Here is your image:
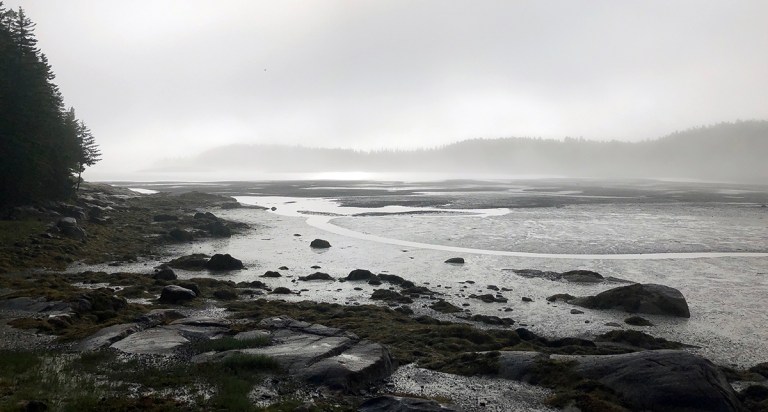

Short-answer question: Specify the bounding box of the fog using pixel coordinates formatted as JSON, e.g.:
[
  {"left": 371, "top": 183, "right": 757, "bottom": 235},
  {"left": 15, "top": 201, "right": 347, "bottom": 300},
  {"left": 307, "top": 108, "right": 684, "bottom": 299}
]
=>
[{"left": 6, "top": 0, "right": 768, "bottom": 181}]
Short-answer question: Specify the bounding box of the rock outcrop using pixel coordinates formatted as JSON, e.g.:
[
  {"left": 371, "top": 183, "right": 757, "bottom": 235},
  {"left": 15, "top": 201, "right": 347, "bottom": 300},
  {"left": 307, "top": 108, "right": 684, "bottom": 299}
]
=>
[
  {"left": 194, "top": 317, "right": 395, "bottom": 392},
  {"left": 573, "top": 283, "right": 690, "bottom": 318},
  {"left": 359, "top": 396, "right": 456, "bottom": 411}
]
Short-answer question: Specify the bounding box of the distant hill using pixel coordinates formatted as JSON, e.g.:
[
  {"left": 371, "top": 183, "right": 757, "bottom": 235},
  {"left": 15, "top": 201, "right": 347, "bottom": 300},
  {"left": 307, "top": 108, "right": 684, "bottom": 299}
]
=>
[{"left": 150, "top": 121, "right": 768, "bottom": 183}]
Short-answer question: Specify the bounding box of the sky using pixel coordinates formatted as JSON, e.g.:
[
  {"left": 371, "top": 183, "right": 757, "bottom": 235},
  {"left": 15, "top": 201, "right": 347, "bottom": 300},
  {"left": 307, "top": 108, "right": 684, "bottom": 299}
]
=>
[{"left": 5, "top": 0, "right": 768, "bottom": 179}]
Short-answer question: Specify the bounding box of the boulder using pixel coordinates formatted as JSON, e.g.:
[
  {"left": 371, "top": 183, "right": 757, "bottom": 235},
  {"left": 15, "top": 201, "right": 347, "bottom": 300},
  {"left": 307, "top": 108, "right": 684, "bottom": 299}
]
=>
[
  {"left": 153, "top": 267, "right": 177, "bottom": 281},
  {"left": 159, "top": 285, "right": 197, "bottom": 304},
  {"left": 57, "top": 217, "right": 86, "bottom": 240},
  {"left": 345, "top": 269, "right": 376, "bottom": 281},
  {"left": 310, "top": 239, "right": 331, "bottom": 248},
  {"left": 572, "top": 350, "right": 741, "bottom": 412},
  {"left": 573, "top": 283, "right": 690, "bottom": 318},
  {"left": 299, "top": 272, "right": 334, "bottom": 281},
  {"left": 261, "top": 271, "right": 282, "bottom": 278},
  {"left": 271, "top": 287, "right": 293, "bottom": 294},
  {"left": 205, "top": 253, "right": 244, "bottom": 270},
  {"left": 625, "top": 315, "right": 654, "bottom": 326},
  {"left": 359, "top": 396, "right": 456, "bottom": 411},
  {"left": 444, "top": 257, "right": 464, "bottom": 264}
]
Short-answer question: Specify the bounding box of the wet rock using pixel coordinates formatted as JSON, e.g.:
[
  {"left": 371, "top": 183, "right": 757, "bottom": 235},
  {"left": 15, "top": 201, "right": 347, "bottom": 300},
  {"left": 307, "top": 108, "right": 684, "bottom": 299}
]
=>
[
  {"left": 469, "top": 294, "right": 508, "bottom": 303},
  {"left": 546, "top": 293, "right": 575, "bottom": 302},
  {"left": 153, "top": 214, "right": 178, "bottom": 222},
  {"left": 78, "top": 323, "right": 141, "bottom": 351},
  {"left": 345, "top": 269, "right": 376, "bottom": 281},
  {"left": 378, "top": 274, "right": 416, "bottom": 288},
  {"left": 310, "top": 239, "right": 331, "bottom": 248},
  {"left": 261, "top": 270, "right": 282, "bottom": 278},
  {"left": 368, "top": 277, "right": 382, "bottom": 286},
  {"left": 271, "top": 287, "right": 293, "bottom": 294},
  {"left": 402, "top": 286, "right": 436, "bottom": 297},
  {"left": 159, "top": 285, "right": 197, "bottom": 304},
  {"left": 168, "top": 227, "right": 194, "bottom": 242},
  {"left": 595, "top": 330, "right": 686, "bottom": 350},
  {"left": 279, "top": 266, "right": 289, "bottom": 270},
  {"left": 605, "top": 322, "right": 623, "bottom": 328},
  {"left": 371, "top": 290, "right": 413, "bottom": 304},
  {"left": 573, "top": 283, "right": 690, "bottom": 318},
  {"left": 571, "top": 350, "right": 741, "bottom": 412},
  {"left": 299, "top": 272, "right": 335, "bottom": 281},
  {"left": 430, "top": 300, "right": 463, "bottom": 314},
  {"left": 561, "top": 270, "right": 604, "bottom": 283},
  {"left": 625, "top": 315, "right": 654, "bottom": 326},
  {"left": 749, "top": 362, "right": 768, "bottom": 379},
  {"left": 193, "top": 211, "right": 217, "bottom": 220},
  {"left": 487, "top": 285, "right": 499, "bottom": 291},
  {"left": 111, "top": 327, "right": 189, "bottom": 355},
  {"left": 57, "top": 217, "right": 86, "bottom": 240},
  {"left": 153, "top": 267, "right": 177, "bottom": 281},
  {"left": 165, "top": 254, "right": 209, "bottom": 270},
  {"left": 205, "top": 253, "right": 244, "bottom": 270},
  {"left": 570, "top": 309, "right": 584, "bottom": 314},
  {"left": 469, "top": 314, "right": 515, "bottom": 326},
  {"left": 359, "top": 395, "right": 456, "bottom": 411},
  {"left": 196, "top": 317, "right": 394, "bottom": 392},
  {"left": 521, "top": 297, "right": 533, "bottom": 302},
  {"left": 444, "top": 257, "right": 465, "bottom": 264}
]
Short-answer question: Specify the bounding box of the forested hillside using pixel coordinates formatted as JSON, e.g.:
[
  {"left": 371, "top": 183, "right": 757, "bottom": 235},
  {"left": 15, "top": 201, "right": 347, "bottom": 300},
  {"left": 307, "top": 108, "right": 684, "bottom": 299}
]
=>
[
  {"left": 0, "top": 3, "right": 99, "bottom": 209},
  {"left": 155, "top": 121, "right": 768, "bottom": 183}
]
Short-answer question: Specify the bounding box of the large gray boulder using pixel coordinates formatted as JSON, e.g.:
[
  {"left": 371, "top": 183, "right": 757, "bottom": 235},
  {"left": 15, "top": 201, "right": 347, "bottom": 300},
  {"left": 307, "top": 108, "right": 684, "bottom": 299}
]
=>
[
  {"left": 159, "top": 285, "right": 197, "bottom": 304},
  {"left": 571, "top": 350, "right": 741, "bottom": 412},
  {"left": 497, "top": 350, "right": 741, "bottom": 412},
  {"left": 57, "top": 217, "right": 86, "bottom": 240},
  {"left": 573, "top": 283, "right": 690, "bottom": 318}
]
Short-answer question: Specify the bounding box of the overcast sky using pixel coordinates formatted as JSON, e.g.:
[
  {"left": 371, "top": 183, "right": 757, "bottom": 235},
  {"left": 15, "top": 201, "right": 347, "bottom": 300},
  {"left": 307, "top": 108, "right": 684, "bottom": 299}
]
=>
[{"left": 6, "top": 0, "right": 768, "bottom": 179}]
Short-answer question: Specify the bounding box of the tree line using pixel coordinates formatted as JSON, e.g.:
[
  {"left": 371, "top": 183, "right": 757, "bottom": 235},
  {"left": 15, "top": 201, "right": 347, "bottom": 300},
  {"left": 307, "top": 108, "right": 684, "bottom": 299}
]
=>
[{"left": 0, "top": 3, "right": 100, "bottom": 209}]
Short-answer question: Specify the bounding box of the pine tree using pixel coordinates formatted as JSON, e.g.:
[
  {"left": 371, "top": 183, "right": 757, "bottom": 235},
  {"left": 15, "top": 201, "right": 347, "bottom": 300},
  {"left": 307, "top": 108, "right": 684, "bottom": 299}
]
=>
[{"left": 0, "top": 4, "right": 99, "bottom": 209}]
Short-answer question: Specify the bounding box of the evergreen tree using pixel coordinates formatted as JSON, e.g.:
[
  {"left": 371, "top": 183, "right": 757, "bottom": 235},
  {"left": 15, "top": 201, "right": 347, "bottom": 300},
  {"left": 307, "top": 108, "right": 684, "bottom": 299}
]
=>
[{"left": 0, "top": 4, "right": 99, "bottom": 209}]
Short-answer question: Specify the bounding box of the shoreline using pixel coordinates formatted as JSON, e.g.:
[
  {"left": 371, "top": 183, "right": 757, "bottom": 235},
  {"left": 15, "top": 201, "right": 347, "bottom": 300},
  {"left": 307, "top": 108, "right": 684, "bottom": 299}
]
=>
[{"left": 1, "top": 183, "right": 766, "bottom": 411}]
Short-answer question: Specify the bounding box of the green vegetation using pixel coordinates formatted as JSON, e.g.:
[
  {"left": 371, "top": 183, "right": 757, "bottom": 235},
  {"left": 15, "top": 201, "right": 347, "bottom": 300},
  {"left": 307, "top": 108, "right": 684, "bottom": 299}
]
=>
[{"left": 0, "top": 4, "right": 101, "bottom": 209}]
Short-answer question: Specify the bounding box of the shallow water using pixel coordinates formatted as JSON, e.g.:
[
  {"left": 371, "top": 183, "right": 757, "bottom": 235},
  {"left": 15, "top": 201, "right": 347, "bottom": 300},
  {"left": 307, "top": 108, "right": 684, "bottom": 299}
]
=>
[{"left": 78, "top": 180, "right": 768, "bottom": 368}]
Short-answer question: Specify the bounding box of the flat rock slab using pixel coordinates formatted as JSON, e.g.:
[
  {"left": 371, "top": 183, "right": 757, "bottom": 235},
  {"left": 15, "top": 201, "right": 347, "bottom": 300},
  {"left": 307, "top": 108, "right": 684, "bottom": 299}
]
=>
[
  {"left": 359, "top": 395, "right": 457, "bottom": 411},
  {"left": 0, "top": 297, "right": 71, "bottom": 314},
  {"left": 78, "top": 323, "right": 141, "bottom": 351},
  {"left": 110, "top": 327, "right": 189, "bottom": 355},
  {"left": 196, "top": 316, "right": 394, "bottom": 391}
]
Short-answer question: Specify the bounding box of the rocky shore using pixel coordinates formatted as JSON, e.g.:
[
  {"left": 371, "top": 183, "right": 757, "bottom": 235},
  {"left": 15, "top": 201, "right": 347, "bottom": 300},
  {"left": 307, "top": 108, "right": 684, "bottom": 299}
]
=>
[{"left": 1, "top": 184, "right": 767, "bottom": 411}]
